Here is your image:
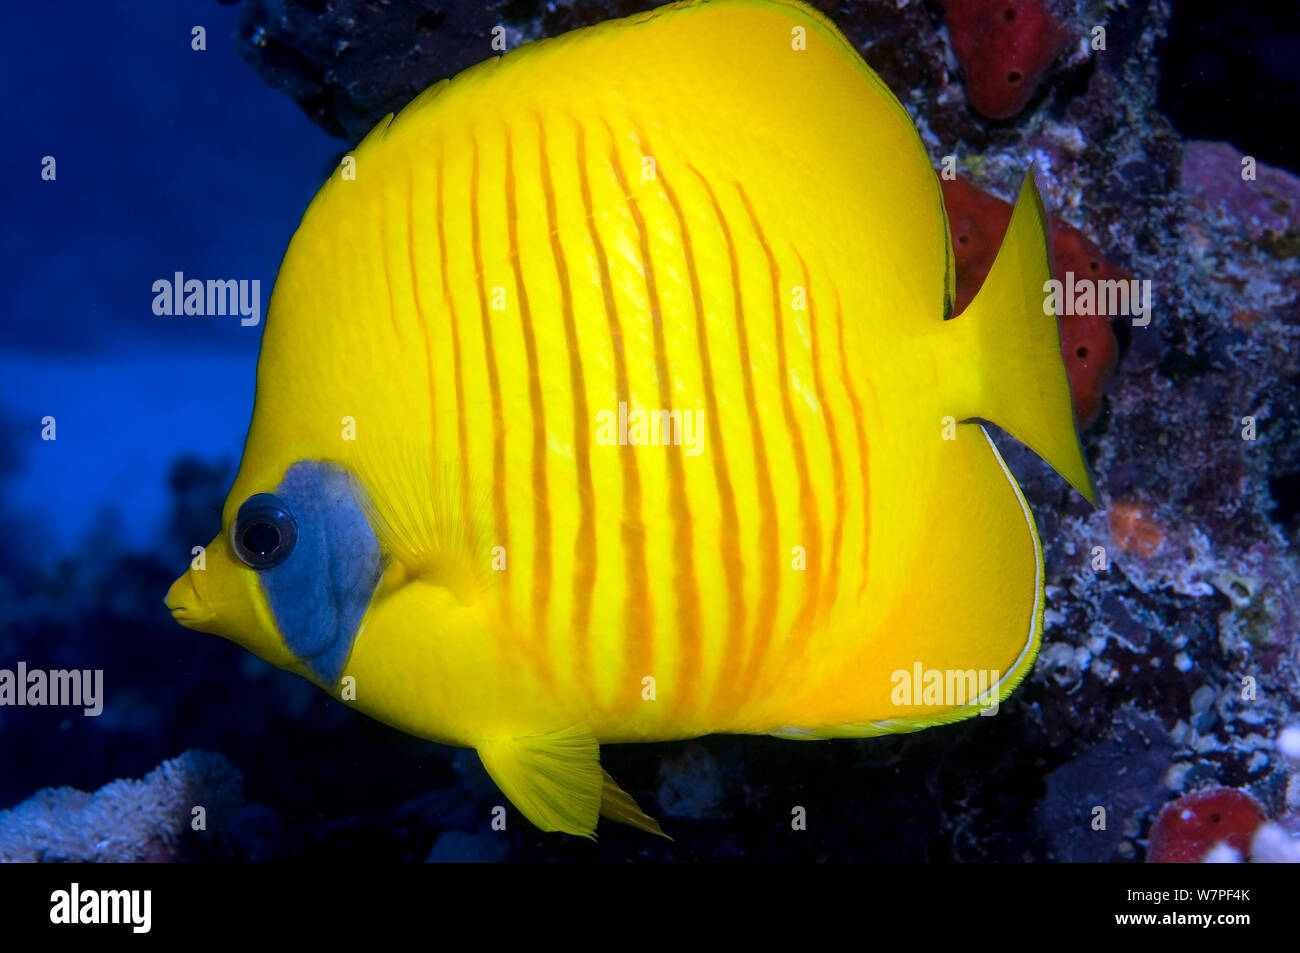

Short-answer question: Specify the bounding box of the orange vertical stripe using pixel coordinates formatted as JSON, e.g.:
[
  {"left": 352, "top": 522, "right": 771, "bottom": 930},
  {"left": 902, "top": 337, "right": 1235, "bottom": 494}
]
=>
[
  {"left": 406, "top": 164, "right": 439, "bottom": 508},
  {"left": 833, "top": 286, "right": 872, "bottom": 601},
  {"left": 537, "top": 114, "right": 597, "bottom": 698},
  {"left": 735, "top": 184, "right": 821, "bottom": 690},
  {"left": 611, "top": 129, "right": 700, "bottom": 718},
  {"left": 660, "top": 164, "right": 747, "bottom": 722},
  {"left": 576, "top": 118, "right": 651, "bottom": 713},
  {"left": 436, "top": 147, "right": 474, "bottom": 547},
  {"left": 800, "top": 255, "right": 846, "bottom": 620},
  {"left": 376, "top": 202, "right": 404, "bottom": 341},
  {"left": 470, "top": 135, "right": 510, "bottom": 572},
  {"left": 690, "top": 167, "right": 780, "bottom": 717},
  {"left": 504, "top": 128, "right": 553, "bottom": 665}
]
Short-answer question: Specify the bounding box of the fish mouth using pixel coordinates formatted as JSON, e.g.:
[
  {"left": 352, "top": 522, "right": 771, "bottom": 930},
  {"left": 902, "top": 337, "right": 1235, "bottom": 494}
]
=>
[
  {"left": 167, "top": 605, "right": 211, "bottom": 627},
  {"left": 164, "top": 576, "right": 215, "bottom": 628}
]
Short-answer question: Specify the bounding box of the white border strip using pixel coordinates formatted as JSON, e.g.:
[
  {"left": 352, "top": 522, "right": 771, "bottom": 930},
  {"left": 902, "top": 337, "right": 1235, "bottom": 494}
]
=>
[{"left": 980, "top": 425, "right": 1041, "bottom": 696}]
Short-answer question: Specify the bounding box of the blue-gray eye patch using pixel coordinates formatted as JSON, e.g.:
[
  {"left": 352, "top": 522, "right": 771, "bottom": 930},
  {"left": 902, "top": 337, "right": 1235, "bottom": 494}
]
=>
[{"left": 241, "top": 461, "right": 384, "bottom": 687}]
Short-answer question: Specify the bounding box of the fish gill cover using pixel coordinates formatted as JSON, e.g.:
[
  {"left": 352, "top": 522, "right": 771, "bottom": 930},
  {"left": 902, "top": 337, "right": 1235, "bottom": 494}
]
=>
[{"left": 0, "top": 0, "right": 1297, "bottom": 878}]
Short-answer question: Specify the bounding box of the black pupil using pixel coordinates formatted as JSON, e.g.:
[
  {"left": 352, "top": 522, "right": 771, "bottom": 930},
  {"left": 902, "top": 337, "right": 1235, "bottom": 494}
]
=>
[{"left": 242, "top": 521, "right": 281, "bottom": 557}]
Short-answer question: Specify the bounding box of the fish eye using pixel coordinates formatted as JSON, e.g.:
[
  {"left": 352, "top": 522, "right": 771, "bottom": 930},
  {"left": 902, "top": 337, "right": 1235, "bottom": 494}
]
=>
[{"left": 232, "top": 493, "right": 298, "bottom": 569}]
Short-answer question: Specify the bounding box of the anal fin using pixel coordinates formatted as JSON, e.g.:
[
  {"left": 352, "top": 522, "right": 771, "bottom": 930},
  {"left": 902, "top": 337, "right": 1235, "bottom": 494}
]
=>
[
  {"left": 601, "top": 770, "right": 671, "bottom": 840},
  {"left": 476, "top": 725, "right": 602, "bottom": 839}
]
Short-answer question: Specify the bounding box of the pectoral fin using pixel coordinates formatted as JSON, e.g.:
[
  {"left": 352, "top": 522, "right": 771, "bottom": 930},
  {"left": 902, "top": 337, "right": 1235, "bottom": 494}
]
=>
[
  {"left": 601, "top": 770, "right": 671, "bottom": 840},
  {"left": 476, "top": 725, "right": 603, "bottom": 839}
]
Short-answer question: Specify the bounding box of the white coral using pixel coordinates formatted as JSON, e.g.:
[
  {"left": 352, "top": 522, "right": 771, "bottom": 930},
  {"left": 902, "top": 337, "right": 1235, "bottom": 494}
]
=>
[{"left": 0, "top": 750, "right": 241, "bottom": 862}]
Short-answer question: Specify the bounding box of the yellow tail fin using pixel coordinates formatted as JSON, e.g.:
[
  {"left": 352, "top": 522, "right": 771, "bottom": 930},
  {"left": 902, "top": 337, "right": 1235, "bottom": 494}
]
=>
[{"left": 947, "top": 170, "right": 1097, "bottom": 504}]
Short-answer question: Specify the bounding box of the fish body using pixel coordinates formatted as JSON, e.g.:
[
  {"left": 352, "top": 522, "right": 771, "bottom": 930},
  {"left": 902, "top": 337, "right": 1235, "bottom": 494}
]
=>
[{"left": 166, "top": 0, "right": 1093, "bottom": 837}]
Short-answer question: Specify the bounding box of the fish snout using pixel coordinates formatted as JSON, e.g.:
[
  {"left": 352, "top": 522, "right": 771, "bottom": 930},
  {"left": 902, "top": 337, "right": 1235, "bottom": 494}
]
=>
[{"left": 164, "top": 572, "right": 215, "bottom": 628}]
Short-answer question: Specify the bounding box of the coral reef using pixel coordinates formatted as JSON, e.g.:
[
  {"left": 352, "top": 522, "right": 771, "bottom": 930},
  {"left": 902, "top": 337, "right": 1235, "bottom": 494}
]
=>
[
  {"left": 235, "top": 0, "right": 655, "bottom": 143},
  {"left": 0, "top": 751, "right": 245, "bottom": 862},
  {"left": 920, "top": 0, "right": 1300, "bottom": 860}
]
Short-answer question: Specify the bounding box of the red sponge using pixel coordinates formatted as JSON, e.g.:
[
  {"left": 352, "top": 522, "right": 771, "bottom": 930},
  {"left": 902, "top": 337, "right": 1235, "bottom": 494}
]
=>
[
  {"left": 1052, "top": 226, "right": 1123, "bottom": 428},
  {"left": 1147, "top": 788, "right": 1268, "bottom": 863},
  {"left": 938, "top": 0, "right": 1070, "bottom": 119}
]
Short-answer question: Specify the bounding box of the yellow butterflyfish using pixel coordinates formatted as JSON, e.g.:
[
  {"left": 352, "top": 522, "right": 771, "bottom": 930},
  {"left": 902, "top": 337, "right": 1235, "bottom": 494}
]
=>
[{"left": 165, "top": 0, "right": 1095, "bottom": 839}]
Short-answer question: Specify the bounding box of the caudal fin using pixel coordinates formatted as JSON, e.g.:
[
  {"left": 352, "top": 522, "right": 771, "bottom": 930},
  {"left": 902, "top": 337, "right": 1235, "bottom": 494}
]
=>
[{"left": 948, "top": 170, "right": 1097, "bottom": 504}]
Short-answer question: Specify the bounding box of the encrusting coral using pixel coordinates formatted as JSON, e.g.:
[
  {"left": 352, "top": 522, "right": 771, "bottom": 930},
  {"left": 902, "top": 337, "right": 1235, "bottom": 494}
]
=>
[{"left": 0, "top": 750, "right": 244, "bottom": 862}]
